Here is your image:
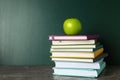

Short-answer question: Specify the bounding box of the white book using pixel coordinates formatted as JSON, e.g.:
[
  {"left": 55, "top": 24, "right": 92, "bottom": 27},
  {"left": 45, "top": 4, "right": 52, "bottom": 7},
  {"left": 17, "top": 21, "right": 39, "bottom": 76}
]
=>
[
  {"left": 52, "top": 58, "right": 96, "bottom": 62},
  {"left": 54, "top": 58, "right": 104, "bottom": 69},
  {"left": 51, "top": 48, "right": 95, "bottom": 52},
  {"left": 52, "top": 40, "right": 96, "bottom": 45},
  {"left": 50, "top": 45, "right": 103, "bottom": 52},
  {"left": 51, "top": 44, "right": 98, "bottom": 49}
]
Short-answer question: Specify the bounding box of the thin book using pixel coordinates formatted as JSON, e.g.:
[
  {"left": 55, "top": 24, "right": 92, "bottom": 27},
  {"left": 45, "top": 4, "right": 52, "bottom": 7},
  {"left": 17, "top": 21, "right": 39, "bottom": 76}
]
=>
[
  {"left": 51, "top": 48, "right": 104, "bottom": 58},
  {"left": 49, "top": 34, "right": 99, "bottom": 40},
  {"left": 51, "top": 53, "right": 108, "bottom": 63},
  {"left": 52, "top": 40, "right": 97, "bottom": 45},
  {"left": 54, "top": 58, "right": 104, "bottom": 69},
  {"left": 51, "top": 43, "right": 100, "bottom": 49},
  {"left": 50, "top": 45, "right": 103, "bottom": 52}
]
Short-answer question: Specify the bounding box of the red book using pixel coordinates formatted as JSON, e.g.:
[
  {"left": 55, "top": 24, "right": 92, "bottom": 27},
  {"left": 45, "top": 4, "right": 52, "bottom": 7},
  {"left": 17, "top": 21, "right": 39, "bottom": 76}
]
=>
[{"left": 49, "top": 34, "right": 99, "bottom": 40}]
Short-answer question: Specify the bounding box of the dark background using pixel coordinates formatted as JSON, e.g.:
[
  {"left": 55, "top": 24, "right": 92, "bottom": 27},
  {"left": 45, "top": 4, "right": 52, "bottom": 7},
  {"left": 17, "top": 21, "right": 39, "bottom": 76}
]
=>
[{"left": 0, "top": 0, "right": 120, "bottom": 65}]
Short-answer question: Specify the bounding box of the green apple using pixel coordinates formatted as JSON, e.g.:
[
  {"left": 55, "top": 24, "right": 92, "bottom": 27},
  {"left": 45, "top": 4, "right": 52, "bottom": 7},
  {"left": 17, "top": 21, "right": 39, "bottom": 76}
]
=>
[{"left": 63, "top": 18, "right": 82, "bottom": 35}]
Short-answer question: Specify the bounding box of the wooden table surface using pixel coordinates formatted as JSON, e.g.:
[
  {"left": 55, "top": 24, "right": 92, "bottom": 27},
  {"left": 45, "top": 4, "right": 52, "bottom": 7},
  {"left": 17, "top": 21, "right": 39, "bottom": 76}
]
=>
[{"left": 0, "top": 66, "right": 119, "bottom": 80}]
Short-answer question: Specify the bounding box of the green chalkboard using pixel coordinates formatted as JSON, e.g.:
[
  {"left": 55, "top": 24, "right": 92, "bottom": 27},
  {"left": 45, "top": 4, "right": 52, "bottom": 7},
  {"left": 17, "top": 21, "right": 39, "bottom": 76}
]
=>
[{"left": 0, "top": 0, "right": 120, "bottom": 65}]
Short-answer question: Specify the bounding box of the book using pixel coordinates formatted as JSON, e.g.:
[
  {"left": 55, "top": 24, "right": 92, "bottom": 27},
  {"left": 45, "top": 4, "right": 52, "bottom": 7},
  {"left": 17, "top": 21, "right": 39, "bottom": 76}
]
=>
[
  {"left": 49, "top": 34, "right": 99, "bottom": 40},
  {"left": 51, "top": 43, "right": 100, "bottom": 49},
  {"left": 51, "top": 48, "right": 104, "bottom": 58},
  {"left": 51, "top": 40, "right": 97, "bottom": 45},
  {"left": 53, "top": 62, "right": 106, "bottom": 78},
  {"left": 54, "top": 58, "right": 104, "bottom": 69},
  {"left": 50, "top": 45, "right": 103, "bottom": 52},
  {"left": 51, "top": 53, "right": 108, "bottom": 62}
]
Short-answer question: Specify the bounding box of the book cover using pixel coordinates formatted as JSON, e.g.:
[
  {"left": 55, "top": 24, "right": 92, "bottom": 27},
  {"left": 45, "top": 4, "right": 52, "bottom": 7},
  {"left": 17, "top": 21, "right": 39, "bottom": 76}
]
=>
[
  {"left": 49, "top": 34, "right": 99, "bottom": 40},
  {"left": 54, "top": 58, "right": 104, "bottom": 69},
  {"left": 51, "top": 53, "right": 108, "bottom": 63},
  {"left": 52, "top": 40, "right": 97, "bottom": 45},
  {"left": 53, "top": 62, "right": 106, "bottom": 78},
  {"left": 51, "top": 48, "right": 104, "bottom": 58},
  {"left": 50, "top": 45, "right": 103, "bottom": 52}
]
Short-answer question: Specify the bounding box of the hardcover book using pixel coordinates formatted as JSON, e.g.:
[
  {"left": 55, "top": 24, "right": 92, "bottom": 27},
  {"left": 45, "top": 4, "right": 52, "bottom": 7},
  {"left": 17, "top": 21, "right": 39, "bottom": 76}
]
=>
[
  {"left": 51, "top": 43, "right": 100, "bottom": 49},
  {"left": 54, "top": 58, "right": 104, "bottom": 69},
  {"left": 51, "top": 53, "right": 108, "bottom": 63},
  {"left": 50, "top": 45, "right": 103, "bottom": 52},
  {"left": 53, "top": 62, "right": 106, "bottom": 78},
  {"left": 51, "top": 48, "right": 104, "bottom": 58},
  {"left": 52, "top": 40, "right": 97, "bottom": 45},
  {"left": 49, "top": 34, "right": 99, "bottom": 40}
]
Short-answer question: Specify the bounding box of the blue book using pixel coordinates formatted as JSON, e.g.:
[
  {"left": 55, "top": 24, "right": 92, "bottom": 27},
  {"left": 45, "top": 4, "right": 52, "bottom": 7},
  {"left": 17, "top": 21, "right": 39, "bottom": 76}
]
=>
[
  {"left": 53, "top": 62, "right": 106, "bottom": 78},
  {"left": 54, "top": 58, "right": 104, "bottom": 69}
]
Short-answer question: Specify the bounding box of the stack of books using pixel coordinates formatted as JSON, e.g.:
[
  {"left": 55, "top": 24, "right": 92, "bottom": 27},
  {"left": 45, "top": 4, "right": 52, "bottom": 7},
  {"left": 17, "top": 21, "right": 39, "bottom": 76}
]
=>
[{"left": 49, "top": 34, "right": 108, "bottom": 78}]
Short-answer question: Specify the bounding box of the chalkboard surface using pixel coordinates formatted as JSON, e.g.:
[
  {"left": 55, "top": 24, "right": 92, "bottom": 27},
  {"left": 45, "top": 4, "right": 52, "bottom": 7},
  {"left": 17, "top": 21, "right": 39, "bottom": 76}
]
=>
[{"left": 0, "top": 0, "right": 120, "bottom": 65}]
